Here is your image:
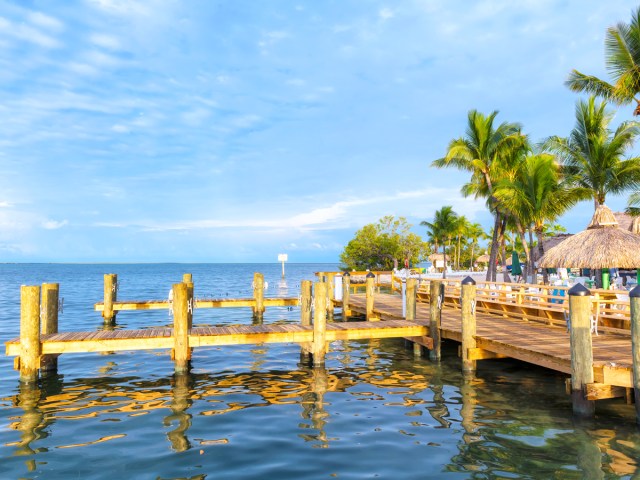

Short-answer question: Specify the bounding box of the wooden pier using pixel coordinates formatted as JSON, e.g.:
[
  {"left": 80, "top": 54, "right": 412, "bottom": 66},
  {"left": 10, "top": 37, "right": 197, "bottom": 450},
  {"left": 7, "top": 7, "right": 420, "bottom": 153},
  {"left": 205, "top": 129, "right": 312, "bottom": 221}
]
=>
[{"left": 6, "top": 271, "right": 640, "bottom": 421}]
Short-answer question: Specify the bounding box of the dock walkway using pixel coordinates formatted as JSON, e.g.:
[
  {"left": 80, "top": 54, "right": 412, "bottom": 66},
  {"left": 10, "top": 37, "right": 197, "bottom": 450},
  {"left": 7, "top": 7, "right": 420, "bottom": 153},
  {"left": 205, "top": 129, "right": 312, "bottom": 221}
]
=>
[{"left": 348, "top": 293, "right": 634, "bottom": 390}]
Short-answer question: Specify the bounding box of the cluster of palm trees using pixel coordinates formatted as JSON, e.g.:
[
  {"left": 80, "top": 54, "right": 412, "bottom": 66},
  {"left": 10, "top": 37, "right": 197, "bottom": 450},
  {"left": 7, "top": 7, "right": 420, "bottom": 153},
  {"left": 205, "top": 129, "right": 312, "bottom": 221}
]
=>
[
  {"left": 426, "top": 6, "right": 640, "bottom": 282},
  {"left": 420, "top": 207, "right": 486, "bottom": 278}
]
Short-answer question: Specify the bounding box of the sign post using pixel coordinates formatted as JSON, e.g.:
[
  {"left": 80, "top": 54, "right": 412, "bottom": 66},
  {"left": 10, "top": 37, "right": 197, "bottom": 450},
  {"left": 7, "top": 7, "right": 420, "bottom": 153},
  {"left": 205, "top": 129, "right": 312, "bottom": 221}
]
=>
[{"left": 278, "top": 253, "right": 288, "bottom": 278}]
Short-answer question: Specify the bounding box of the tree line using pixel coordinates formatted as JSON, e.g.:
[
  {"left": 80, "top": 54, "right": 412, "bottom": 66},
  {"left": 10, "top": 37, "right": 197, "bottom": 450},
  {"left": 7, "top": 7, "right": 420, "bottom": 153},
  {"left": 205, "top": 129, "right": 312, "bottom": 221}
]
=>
[{"left": 341, "top": 6, "right": 640, "bottom": 279}]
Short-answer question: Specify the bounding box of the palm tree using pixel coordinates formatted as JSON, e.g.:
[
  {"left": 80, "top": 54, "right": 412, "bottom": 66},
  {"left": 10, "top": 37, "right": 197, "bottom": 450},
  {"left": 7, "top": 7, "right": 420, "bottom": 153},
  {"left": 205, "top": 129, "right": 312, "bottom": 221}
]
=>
[
  {"left": 566, "top": 7, "right": 640, "bottom": 115},
  {"left": 421, "top": 206, "right": 459, "bottom": 279},
  {"left": 433, "top": 110, "right": 525, "bottom": 282},
  {"left": 465, "top": 222, "right": 486, "bottom": 270},
  {"left": 544, "top": 96, "right": 640, "bottom": 209},
  {"left": 494, "top": 153, "right": 580, "bottom": 283}
]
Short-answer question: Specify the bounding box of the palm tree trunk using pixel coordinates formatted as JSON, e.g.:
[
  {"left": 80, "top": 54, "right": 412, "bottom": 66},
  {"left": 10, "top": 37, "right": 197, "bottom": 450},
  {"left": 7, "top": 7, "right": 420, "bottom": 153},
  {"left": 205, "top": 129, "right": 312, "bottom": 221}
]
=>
[
  {"left": 499, "top": 218, "right": 511, "bottom": 283},
  {"left": 535, "top": 229, "right": 548, "bottom": 284},
  {"left": 441, "top": 244, "right": 447, "bottom": 279},
  {"left": 515, "top": 221, "right": 530, "bottom": 282},
  {"left": 487, "top": 213, "right": 501, "bottom": 282}
]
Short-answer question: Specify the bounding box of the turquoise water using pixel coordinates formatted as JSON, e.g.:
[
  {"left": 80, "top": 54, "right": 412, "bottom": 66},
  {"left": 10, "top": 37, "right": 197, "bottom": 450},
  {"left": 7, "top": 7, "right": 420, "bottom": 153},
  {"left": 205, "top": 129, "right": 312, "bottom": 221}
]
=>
[{"left": 1, "top": 263, "right": 640, "bottom": 479}]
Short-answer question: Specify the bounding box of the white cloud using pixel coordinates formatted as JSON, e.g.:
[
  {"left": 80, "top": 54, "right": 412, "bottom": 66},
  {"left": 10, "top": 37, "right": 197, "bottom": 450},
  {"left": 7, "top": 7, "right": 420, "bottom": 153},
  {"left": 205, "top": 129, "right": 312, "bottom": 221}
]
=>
[
  {"left": 27, "top": 12, "right": 64, "bottom": 32},
  {"left": 379, "top": 8, "right": 394, "bottom": 21},
  {"left": 0, "top": 201, "right": 12, "bottom": 208},
  {"left": 41, "top": 219, "right": 68, "bottom": 230},
  {"left": 90, "top": 33, "right": 121, "bottom": 50}
]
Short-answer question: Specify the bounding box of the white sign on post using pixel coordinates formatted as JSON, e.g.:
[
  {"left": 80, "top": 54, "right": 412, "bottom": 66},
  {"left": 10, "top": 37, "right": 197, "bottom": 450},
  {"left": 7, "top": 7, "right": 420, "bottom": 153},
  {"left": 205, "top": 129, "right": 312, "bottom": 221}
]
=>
[{"left": 278, "top": 254, "right": 288, "bottom": 278}]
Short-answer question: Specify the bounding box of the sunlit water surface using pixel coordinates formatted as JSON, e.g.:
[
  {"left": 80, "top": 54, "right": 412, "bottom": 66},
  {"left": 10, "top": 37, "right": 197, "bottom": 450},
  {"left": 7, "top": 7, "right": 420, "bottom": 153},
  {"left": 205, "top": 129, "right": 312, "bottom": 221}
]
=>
[{"left": 1, "top": 264, "right": 639, "bottom": 479}]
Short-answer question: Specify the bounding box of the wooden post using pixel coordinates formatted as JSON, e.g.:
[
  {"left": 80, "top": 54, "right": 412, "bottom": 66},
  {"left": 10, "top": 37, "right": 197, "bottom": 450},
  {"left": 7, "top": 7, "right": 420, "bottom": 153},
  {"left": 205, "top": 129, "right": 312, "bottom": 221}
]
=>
[
  {"left": 568, "top": 283, "right": 595, "bottom": 417},
  {"left": 342, "top": 272, "right": 351, "bottom": 319},
  {"left": 185, "top": 281, "right": 194, "bottom": 329},
  {"left": 182, "top": 273, "right": 192, "bottom": 283},
  {"left": 300, "top": 280, "right": 313, "bottom": 326},
  {"left": 312, "top": 282, "right": 328, "bottom": 366},
  {"left": 405, "top": 278, "right": 421, "bottom": 356},
  {"left": 365, "top": 272, "right": 376, "bottom": 321},
  {"left": 629, "top": 285, "right": 640, "bottom": 424},
  {"left": 300, "top": 280, "right": 313, "bottom": 364},
  {"left": 20, "top": 285, "right": 41, "bottom": 384},
  {"left": 429, "top": 280, "right": 444, "bottom": 361},
  {"left": 326, "top": 273, "right": 335, "bottom": 318},
  {"left": 172, "top": 283, "right": 190, "bottom": 374},
  {"left": 461, "top": 276, "right": 477, "bottom": 373},
  {"left": 252, "top": 272, "right": 265, "bottom": 319},
  {"left": 40, "top": 283, "right": 59, "bottom": 374},
  {"left": 103, "top": 274, "right": 117, "bottom": 324}
]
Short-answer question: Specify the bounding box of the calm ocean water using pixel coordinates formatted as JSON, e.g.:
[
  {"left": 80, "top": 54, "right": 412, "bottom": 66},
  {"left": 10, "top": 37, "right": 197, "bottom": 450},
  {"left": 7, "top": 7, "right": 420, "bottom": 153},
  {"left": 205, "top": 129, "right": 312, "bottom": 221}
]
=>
[{"left": 1, "top": 263, "right": 640, "bottom": 479}]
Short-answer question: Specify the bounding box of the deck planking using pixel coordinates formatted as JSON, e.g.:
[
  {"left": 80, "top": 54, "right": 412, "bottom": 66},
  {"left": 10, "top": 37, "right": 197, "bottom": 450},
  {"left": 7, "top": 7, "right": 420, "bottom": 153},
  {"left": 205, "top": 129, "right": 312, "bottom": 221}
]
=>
[
  {"left": 347, "top": 293, "right": 635, "bottom": 388},
  {"left": 5, "top": 318, "right": 427, "bottom": 356}
]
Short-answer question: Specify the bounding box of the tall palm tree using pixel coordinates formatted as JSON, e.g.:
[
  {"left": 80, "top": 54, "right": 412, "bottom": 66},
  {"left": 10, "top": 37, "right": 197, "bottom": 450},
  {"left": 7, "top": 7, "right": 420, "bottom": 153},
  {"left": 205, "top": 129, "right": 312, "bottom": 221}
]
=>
[
  {"left": 566, "top": 6, "right": 640, "bottom": 115},
  {"left": 421, "top": 206, "right": 459, "bottom": 279},
  {"left": 494, "top": 153, "right": 580, "bottom": 283},
  {"left": 544, "top": 96, "right": 640, "bottom": 209},
  {"left": 466, "top": 222, "right": 487, "bottom": 271},
  {"left": 433, "top": 110, "right": 525, "bottom": 282}
]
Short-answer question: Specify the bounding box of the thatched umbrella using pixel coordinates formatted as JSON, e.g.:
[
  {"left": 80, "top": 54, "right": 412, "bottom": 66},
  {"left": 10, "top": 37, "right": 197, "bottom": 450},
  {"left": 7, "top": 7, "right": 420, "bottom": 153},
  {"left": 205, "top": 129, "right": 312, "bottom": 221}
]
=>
[
  {"left": 476, "top": 254, "right": 490, "bottom": 263},
  {"left": 539, "top": 205, "right": 640, "bottom": 286}
]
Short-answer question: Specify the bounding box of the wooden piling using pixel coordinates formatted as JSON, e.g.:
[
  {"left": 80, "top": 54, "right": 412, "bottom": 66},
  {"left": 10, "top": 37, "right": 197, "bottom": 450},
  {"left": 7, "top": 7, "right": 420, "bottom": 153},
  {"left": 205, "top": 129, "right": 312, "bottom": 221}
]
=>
[
  {"left": 405, "top": 278, "right": 421, "bottom": 356},
  {"left": 568, "top": 283, "right": 595, "bottom": 417},
  {"left": 460, "top": 277, "right": 477, "bottom": 373},
  {"left": 182, "top": 273, "right": 192, "bottom": 283},
  {"left": 172, "top": 283, "right": 190, "bottom": 374},
  {"left": 429, "top": 280, "right": 444, "bottom": 362},
  {"left": 185, "top": 281, "right": 194, "bottom": 329},
  {"left": 20, "top": 285, "right": 41, "bottom": 384},
  {"left": 326, "top": 273, "right": 336, "bottom": 318},
  {"left": 299, "top": 280, "right": 313, "bottom": 364},
  {"left": 365, "top": 272, "right": 376, "bottom": 321},
  {"left": 103, "top": 274, "right": 117, "bottom": 324},
  {"left": 252, "top": 273, "right": 265, "bottom": 319},
  {"left": 40, "top": 283, "right": 59, "bottom": 374},
  {"left": 629, "top": 285, "right": 640, "bottom": 424},
  {"left": 312, "top": 282, "right": 328, "bottom": 366},
  {"left": 342, "top": 272, "right": 351, "bottom": 319}
]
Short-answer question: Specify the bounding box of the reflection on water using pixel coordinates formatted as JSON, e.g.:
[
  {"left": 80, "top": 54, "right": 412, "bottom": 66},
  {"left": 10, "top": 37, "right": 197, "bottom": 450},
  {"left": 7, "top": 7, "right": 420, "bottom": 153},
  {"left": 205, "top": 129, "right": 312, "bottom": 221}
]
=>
[{"left": 3, "top": 340, "right": 640, "bottom": 479}]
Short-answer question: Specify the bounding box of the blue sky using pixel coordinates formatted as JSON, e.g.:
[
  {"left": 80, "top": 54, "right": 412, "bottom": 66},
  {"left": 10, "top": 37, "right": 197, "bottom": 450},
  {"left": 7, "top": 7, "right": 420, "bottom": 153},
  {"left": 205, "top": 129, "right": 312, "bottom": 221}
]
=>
[{"left": 1, "top": 0, "right": 639, "bottom": 263}]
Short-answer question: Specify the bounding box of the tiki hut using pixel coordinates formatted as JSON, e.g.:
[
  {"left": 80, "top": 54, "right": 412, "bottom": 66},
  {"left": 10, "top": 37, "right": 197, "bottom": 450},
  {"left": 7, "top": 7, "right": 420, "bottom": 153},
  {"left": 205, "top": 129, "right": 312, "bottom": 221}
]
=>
[
  {"left": 538, "top": 205, "right": 640, "bottom": 269},
  {"left": 476, "top": 254, "right": 490, "bottom": 263}
]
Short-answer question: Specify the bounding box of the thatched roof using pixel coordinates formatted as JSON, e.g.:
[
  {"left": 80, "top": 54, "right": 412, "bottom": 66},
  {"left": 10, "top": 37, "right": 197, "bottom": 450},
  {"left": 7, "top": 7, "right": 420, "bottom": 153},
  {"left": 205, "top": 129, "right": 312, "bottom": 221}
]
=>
[
  {"left": 429, "top": 253, "right": 446, "bottom": 262},
  {"left": 476, "top": 254, "right": 490, "bottom": 263},
  {"left": 538, "top": 205, "right": 640, "bottom": 269}
]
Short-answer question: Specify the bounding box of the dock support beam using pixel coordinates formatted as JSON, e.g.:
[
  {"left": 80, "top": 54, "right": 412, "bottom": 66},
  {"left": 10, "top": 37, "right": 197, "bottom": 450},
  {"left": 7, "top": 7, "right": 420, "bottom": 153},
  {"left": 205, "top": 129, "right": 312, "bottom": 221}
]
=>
[
  {"left": 300, "top": 280, "right": 313, "bottom": 364},
  {"left": 405, "top": 278, "right": 421, "bottom": 356},
  {"left": 20, "top": 286, "right": 41, "bottom": 384},
  {"left": 252, "top": 273, "right": 265, "bottom": 320},
  {"left": 326, "top": 273, "right": 335, "bottom": 319},
  {"left": 40, "top": 283, "right": 59, "bottom": 375},
  {"left": 461, "top": 277, "right": 477, "bottom": 373},
  {"left": 182, "top": 273, "right": 192, "bottom": 284},
  {"left": 630, "top": 285, "right": 640, "bottom": 424},
  {"left": 185, "top": 280, "right": 194, "bottom": 329},
  {"left": 342, "top": 272, "right": 351, "bottom": 319},
  {"left": 173, "top": 283, "right": 191, "bottom": 374},
  {"left": 312, "top": 282, "right": 327, "bottom": 366},
  {"left": 568, "top": 283, "right": 595, "bottom": 417},
  {"left": 103, "top": 274, "right": 117, "bottom": 325},
  {"left": 365, "top": 272, "right": 376, "bottom": 321},
  {"left": 429, "top": 280, "right": 444, "bottom": 362}
]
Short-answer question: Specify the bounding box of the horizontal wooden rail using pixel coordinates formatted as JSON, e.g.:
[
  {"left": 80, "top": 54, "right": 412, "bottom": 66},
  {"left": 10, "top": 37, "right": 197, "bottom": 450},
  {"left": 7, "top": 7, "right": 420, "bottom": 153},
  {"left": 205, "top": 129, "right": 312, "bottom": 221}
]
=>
[
  {"left": 94, "top": 297, "right": 299, "bottom": 312},
  {"left": 5, "top": 320, "right": 428, "bottom": 356}
]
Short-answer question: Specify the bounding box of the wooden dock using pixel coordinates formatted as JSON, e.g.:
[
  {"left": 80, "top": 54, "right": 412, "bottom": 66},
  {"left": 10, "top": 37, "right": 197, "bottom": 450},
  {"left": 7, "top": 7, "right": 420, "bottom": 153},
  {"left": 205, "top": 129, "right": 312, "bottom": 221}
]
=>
[
  {"left": 5, "top": 320, "right": 426, "bottom": 356},
  {"left": 6, "top": 271, "right": 640, "bottom": 421},
  {"left": 347, "top": 292, "right": 634, "bottom": 390}
]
